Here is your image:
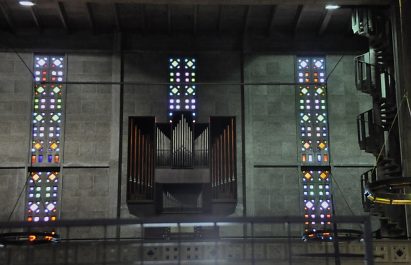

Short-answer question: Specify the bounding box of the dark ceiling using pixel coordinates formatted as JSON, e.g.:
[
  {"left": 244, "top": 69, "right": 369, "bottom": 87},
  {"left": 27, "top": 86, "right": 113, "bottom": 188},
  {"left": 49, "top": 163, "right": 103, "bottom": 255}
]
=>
[
  {"left": 0, "top": 0, "right": 390, "bottom": 52},
  {"left": 0, "top": 0, "right": 389, "bottom": 36}
]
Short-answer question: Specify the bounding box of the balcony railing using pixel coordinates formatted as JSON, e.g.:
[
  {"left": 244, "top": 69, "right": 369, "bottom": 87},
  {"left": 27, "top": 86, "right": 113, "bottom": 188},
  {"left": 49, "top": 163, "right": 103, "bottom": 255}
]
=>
[
  {"left": 0, "top": 216, "right": 375, "bottom": 265},
  {"left": 357, "top": 109, "right": 384, "bottom": 155}
]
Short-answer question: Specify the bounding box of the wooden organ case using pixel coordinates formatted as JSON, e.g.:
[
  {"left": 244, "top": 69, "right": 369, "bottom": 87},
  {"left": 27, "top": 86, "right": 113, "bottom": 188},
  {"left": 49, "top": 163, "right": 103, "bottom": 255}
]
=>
[{"left": 127, "top": 112, "right": 237, "bottom": 216}]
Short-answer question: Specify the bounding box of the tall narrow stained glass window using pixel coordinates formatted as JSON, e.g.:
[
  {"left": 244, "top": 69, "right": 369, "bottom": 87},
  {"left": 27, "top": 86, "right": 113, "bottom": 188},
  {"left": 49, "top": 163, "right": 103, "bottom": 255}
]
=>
[
  {"left": 297, "top": 57, "right": 333, "bottom": 240},
  {"left": 168, "top": 58, "right": 197, "bottom": 121},
  {"left": 27, "top": 55, "right": 65, "bottom": 222}
]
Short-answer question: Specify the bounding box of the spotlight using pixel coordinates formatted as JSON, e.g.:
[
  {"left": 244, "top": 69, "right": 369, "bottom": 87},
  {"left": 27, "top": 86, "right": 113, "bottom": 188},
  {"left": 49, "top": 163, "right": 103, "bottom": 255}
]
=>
[
  {"left": 325, "top": 4, "right": 340, "bottom": 10},
  {"left": 19, "top": 1, "right": 35, "bottom": 7}
]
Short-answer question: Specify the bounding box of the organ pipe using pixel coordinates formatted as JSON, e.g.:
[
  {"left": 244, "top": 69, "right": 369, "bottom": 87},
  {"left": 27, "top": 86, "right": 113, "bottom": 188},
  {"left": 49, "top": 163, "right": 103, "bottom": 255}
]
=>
[
  {"left": 128, "top": 115, "right": 236, "bottom": 203},
  {"left": 156, "top": 127, "right": 171, "bottom": 167},
  {"left": 127, "top": 117, "right": 155, "bottom": 201},
  {"left": 193, "top": 126, "right": 209, "bottom": 167},
  {"left": 172, "top": 114, "right": 194, "bottom": 168},
  {"left": 210, "top": 117, "right": 236, "bottom": 200}
]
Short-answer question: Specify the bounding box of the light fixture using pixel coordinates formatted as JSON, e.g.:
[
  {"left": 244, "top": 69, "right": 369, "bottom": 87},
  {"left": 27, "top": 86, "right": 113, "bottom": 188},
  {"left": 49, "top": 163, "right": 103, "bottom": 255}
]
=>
[
  {"left": 325, "top": 4, "right": 340, "bottom": 10},
  {"left": 19, "top": 1, "right": 35, "bottom": 7}
]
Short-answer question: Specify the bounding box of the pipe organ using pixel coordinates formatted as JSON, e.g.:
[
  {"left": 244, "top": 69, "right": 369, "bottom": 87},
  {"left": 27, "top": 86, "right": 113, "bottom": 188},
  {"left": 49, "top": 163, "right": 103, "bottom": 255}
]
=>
[
  {"left": 127, "top": 112, "right": 237, "bottom": 215},
  {"left": 127, "top": 117, "right": 155, "bottom": 202},
  {"left": 210, "top": 117, "right": 236, "bottom": 200},
  {"left": 194, "top": 124, "right": 209, "bottom": 168},
  {"left": 156, "top": 124, "right": 171, "bottom": 168},
  {"left": 171, "top": 113, "right": 194, "bottom": 168}
]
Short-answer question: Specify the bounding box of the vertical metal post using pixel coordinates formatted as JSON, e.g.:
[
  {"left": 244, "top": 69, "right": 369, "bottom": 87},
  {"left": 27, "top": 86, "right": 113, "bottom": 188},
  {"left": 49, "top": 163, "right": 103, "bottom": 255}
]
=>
[
  {"left": 178, "top": 223, "right": 181, "bottom": 265},
  {"left": 214, "top": 222, "right": 218, "bottom": 265},
  {"left": 287, "top": 222, "right": 292, "bottom": 265},
  {"left": 363, "top": 217, "right": 375, "bottom": 265},
  {"left": 140, "top": 223, "right": 144, "bottom": 265},
  {"left": 25, "top": 234, "right": 30, "bottom": 265},
  {"left": 331, "top": 195, "right": 341, "bottom": 265},
  {"left": 64, "top": 226, "right": 70, "bottom": 265},
  {"left": 6, "top": 247, "right": 11, "bottom": 265},
  {"left": 103, "top": 225, "right": 107, "bottom": 265},
  {"left": 251, "top": 221, "right": 255, "bottom": 265}
]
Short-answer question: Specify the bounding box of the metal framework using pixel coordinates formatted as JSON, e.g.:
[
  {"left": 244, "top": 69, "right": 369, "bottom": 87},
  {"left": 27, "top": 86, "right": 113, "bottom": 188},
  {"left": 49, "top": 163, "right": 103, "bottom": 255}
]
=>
[{"left": 0, "top": 216, "right": 375, "bottom": 265}]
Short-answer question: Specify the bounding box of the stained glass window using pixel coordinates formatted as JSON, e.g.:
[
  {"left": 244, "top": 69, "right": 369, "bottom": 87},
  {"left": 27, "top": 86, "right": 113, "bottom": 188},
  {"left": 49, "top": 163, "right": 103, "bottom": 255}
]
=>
[
  {"left": 31, "top": 56, "right": 64, "bottom": 165},
  {"left": 297, "top": 58, "right": 329, "bottom": 165},
  {"left": 27, "top": 171, "right": 59, "bottom": 222},
  {"left": 297, "top": 57, "right": 333, "bottom": 240},
  {"left": 27, "top": 55, "right": 65, "bottom": 222},
  {"left": 168, "top": 58, "right": 197, "bottom": 122}
]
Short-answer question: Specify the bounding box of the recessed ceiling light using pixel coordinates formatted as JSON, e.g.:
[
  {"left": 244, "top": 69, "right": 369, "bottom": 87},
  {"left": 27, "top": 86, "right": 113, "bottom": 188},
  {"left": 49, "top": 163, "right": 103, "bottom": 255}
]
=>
[
  {"left": 325, "top": 4, "right": 341, "bottom": 10},
  {"left": 19, "top": 1, "right": 35, "bottom": 7}
]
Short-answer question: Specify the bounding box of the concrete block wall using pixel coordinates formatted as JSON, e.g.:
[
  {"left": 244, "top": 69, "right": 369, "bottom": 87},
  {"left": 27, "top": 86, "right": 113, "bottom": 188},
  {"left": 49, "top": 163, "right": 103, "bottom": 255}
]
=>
[
  {"left": 0, "top": 169, "right": 27, "bottom": 221},
  {"left": 0, "top": 52, "right": 117, "bottom": 222},
  {"left": 0, "top": 52, "right": 32, "bottom": 221},
  {"left": 0, "top": 51, "right": 374, "bottom": 228},
  {"left": 244, "top": 55, "right": 299, "bottom": 216},
  {"left": 60, "top": 168, "right": 111, "bottom": 219},
  {"left": 327, "top": 55, "right": 374, "bottom": 165},
  {"left": 64, "top": 54, "right": 113, "bottom": 165},
  {"left": 61, "top": 54, "right": 116, "bottom": 220},
  {"left": 327, "top": 55, "right": 374, "bottom": 219},
  {"left": 243, "top": 54, "right": 374, "bottom": 219},
  {"left": 0, "top": 53, "right": 32, "bottom": 166}
]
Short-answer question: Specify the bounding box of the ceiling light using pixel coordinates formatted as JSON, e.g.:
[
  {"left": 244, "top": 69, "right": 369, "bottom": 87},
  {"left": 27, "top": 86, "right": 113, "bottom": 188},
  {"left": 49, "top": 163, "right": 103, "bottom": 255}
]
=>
[
  {"left": 19, "top": 1, "right": 35, "bottom": 7},
  {"left": 325, "top": 4, "right": 340, "bottom": 10}
]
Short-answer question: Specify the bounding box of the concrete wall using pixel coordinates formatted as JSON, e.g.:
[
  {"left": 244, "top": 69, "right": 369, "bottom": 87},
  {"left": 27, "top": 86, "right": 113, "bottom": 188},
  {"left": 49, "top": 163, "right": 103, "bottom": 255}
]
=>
[
  {"left": 0, "top": 53, "right": 32, "bottom": 221},
  {"left": 0, "top": 53, "right": 32, "bottom": 165},
  {"left": 244, "top": 54, "right": 374, "bottom": 220},
  {"left": 64, "top": 54, "right": 113, "bottom": 166},
  {"left": 61, "top": 54, "right": 116, "bottom": 220},
  {"left": 120, "top": 51, "right": 243, "bottom": 217},
  {"left": 327, "top": 55, "right": 374, "bottom": 217},
  {"left": 244, "top": 55, "right": 299, "bottom": 217},
  {"left": 0, "top": 51, "right": 373, "bottom": 226}
]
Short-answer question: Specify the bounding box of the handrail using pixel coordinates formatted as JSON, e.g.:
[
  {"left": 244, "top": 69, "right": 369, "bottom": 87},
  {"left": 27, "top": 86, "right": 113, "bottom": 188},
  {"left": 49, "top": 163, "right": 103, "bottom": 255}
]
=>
[{"left": 0, "top": 216, "right": 371, "bottom": 229}]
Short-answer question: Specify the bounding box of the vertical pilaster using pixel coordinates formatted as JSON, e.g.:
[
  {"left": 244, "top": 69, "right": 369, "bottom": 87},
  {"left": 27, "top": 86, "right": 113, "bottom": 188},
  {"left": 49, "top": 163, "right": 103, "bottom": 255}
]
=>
[{"left": 392, "top": 0, "right": 411, "bottom": 237}]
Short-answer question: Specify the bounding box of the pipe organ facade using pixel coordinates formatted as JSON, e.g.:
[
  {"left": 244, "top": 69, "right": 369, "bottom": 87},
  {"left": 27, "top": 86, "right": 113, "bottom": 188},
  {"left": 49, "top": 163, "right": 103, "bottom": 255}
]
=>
[{"left": 127, "top": 57, "right": 237, "bottom": 215}]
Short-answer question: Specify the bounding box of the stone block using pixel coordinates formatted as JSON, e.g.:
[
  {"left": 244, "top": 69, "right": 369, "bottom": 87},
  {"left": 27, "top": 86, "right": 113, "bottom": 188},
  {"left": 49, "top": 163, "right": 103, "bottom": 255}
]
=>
[
  {"left": 0, "top": 61, "right": 14, "bottom": 73},
  {"left": 81, "top": 84, "right": 97, "bottom": 94},
  {"left": 0, "top": 122, "right": 11, "bottom": 135},
  {"left": 79, "top": 174, "right": 93, "bottom": 190},
  {"left": 0, "top": 80, "right": 14, "bottom": 93},
  {"left": 0, "top": 101, "right": 13, "bottom": 112},
  {"left": 14, "top": 80, "right": 32, "bottom": 94},
  {"left": 84, "top": 61, "right": 112, "bottom": 74},
  {"left": 81, "top": 101, "right": 96, "bottom": 113}
]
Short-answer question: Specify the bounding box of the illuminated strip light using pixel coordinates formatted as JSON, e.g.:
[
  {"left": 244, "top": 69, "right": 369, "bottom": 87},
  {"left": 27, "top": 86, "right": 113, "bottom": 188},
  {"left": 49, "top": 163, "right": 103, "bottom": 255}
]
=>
[
  {"left": 364, "top": 177, "right": 411, "bottom": 205},
  {"left": 325, "top": 5, "right": 340, "bottom": 10},
  {"left": 19, "top": 1, "right": 35, "bottom": 7},
  {"left": 366, "top": 194, "right": 411, "bottom": 205}
]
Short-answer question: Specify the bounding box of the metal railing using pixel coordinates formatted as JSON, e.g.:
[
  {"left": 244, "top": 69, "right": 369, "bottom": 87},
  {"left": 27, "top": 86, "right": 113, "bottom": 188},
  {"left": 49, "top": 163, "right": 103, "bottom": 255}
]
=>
[{"left": 0, "top": 216, "right": 374, "bottom": 265}]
